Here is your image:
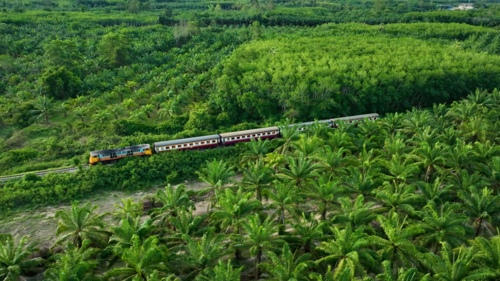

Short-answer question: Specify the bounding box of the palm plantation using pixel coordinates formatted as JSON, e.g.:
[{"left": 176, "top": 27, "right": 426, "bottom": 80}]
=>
[{"left": 6, "top": 91, "right": 500, "bottom": 280}]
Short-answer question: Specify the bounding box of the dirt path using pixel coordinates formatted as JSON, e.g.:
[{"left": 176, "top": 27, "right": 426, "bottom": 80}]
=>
[{"left": 0, "top": 176, "right": 242, "bottom": 248}]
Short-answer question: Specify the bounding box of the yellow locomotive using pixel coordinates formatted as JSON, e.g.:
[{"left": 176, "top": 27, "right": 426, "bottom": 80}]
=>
[{"left": 89, "top": 144, "right": 152, "bottom": 165}]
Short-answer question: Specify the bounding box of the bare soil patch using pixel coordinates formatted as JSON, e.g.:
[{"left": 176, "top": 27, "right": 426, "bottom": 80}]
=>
[{"left": 0, "top": 175, "right": 242, "bottom": 248}]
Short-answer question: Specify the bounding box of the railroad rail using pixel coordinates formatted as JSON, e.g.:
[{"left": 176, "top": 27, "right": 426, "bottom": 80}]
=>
[{"left": 0, "top": 165, "right": 89, "bottom": 182}]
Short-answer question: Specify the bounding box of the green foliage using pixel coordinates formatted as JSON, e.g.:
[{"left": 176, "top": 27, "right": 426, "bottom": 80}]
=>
[
  {"left": 98, "top": 32, "right": 131, "bottom": 67},
  {"left": 39, "top": 67, "right": 82, "bottom": 100},
  {"left": 54, "top": 202, "right": 110, "bottom": 248},
  {"left": 0, "top": 235, "right": 44, "bottom": 281},
  {"left": 44, "top": 239, "right": 101, "bottom": 281},
  {"left": 43, "top": 39, "right": 82, "bottom": 71},
  {"left": 214, "top": 35, "right": 500, "bottom": 121}
]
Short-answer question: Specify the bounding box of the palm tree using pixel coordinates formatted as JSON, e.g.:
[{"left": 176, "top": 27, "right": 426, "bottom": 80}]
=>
[
  {"left": 444, "top": 141, "right": 473, "bottom": 171},
  {"left": 260, "top": 243, "right": 312, "bottom": 281},
  {"left": 54, "top": 202, "right": 110, "bottom": 248},
  {"left": 122, "top": 98, "right": 137, "bottom": 111},
  {"left": 458, "top": 187, "right": 500, "bottom": 237},
  {"left": 107, "top": 104, "right": 125, "bottom": 120},
  {"left": 278, "top": 153, "right": 320, "bottom": 188},
  {"left": 331, "top": 195, "right": 377, "bottom": 231},
  {"left": 409, "top": 142, "right": 448, "bottom": 182},
  {"left": 211, "top": 187, "right": 262, "bottom": 235},
  {"left": 105, "top": 235, "right": 169, "bottom": 281},
  {"left": 291, "top": 135, "right": 323, "bottom": 158},
  {"left": 165, "top": 207, "right": 208, "bottom": 249},
  {"left": 240, "top": 138, "right": 272, "bottom": 166},
  {"left": 150, "top": 92, "right": 167, "bottom": 111},
  {"left": 197, "top": 260, "right": 242, "bottom": 281},
  {"left": 264, "top": 180, "right": 302, "bottom": 226},
  {"left": 473, "top": 235, "right": 500, "bottom": 276},
  {"left": 291, "top": 213, "right": 325, "bottom": 256},
  {"left": 316, "top": 224, "right": 378, "bottom": 279},
  {"left": 477, "top": 156, "right": 500, "bottom": 190},
  {"left": 382, "top": 134, "right": 410, "bottom": 157},
  {"left": 141, "top": 104, "right": 154, "bottom": 118},
  {"left": 314, "top": 146, "right": 355, "bottom": 176},
  {"left": 236, "top": 214, "right": 283, "bottom": 280},
  {"left": 414, "top": 203, "right": 471, "bottom": 253},
  {"left": 0, "top": 235, "right": 44, "bottom": 281},
  {"left": 326, "top": 130, "right": 356, "bottom": 152},
  {"left": 460, "top": 117, "right": 493, "bottom": 143},
  {"left": 422, "top": 243, "right": 496, "bottom": 281},
  {"left": 112, "top": 85, "right": 129, "bottom": 102},
  {"left": 44, "top": 239, "right": 100, "bottom": 281},
  {"left": 181, "top": 228, "right": 232, "bottom": 279},
  {"left": 30, "top": 95, "right": 53, "bottom": 124},
  {"left": 150, "top": 184, "right": 194, "bottom": 228},
  {"left": 381, "top": 153, "right": 419, "bottom": 184},
  {"left": 402, "top": 109, "right": 431, "bottom": 135},
  {"left": 113, "top": 198, "right": 143, "bottom": 220},
  {"left": 471, "top": 140, "right": 500, "bottom": 163},
  {"left": 109, "top": 216, "right": 155, "bottom": 249},
  {"left": 413, "top": 179, "right": 453, "bottom": 208},
  {"left": 275, "top": 121, "right": 301, "bottom": 155},
  {"left": 129, "top": 108, "right": 148, "bottom": 121},
  {"left": 373, "top": 181, "right": 422, "bottom": 216},
  {"left": 74, "top": 95, "right": 87, "bottom": 108},
  {"left": 375, "top": 260, "right": 430, "bottom": 281},
  {"left": 370, "top": 213, "right": 424, "bottom": 272},
  {"left": 304, "top": 173, "right": 345, "bottom": 220},
  {"left": 60, "top": 101, "right": 71, "bottom": 118},
  {"left": 197, "top": 159, "right": 235, "bottom": 191},
  {"left": 379, "top": 112, "right": 403, "bottom": 136},
  {"left": 196, "top": 159, "right": 235, "bottom": 210},
  {"left": 92, "top": 110, "right": 112, "bottom": 128},
  {"left": 342, "top": 167, "right": 379, "bottom": 197},
  {"left": 73, "top": 107, "right": 87, "bottom": 123},
  {"left": 242, "top": 160, "right": 274, "bottom": 202}
]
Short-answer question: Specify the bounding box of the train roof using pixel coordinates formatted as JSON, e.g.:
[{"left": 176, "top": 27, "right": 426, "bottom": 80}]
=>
[
  {"left": 331, "top": 113, "right": 379, "bottom": 122},
  {"left": 285, "top": 119, "right": 332, "bottom": 128},
  {"left": 219, "top": 126, "right": 279, "bottom": 138},
  {"left": 90, "top": 144, "right": 150, "bottom": 156},
  {"left": 154, "top": 134, "right": 220, "bottom": 147}
]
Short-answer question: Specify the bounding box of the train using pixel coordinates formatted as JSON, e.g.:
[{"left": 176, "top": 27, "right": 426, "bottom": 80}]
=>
[{"left": 88, "top": 113, "right": 379, "bottom": 165}]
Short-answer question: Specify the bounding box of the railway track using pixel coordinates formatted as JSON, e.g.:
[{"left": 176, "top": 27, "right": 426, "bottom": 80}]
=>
[{"left": 0, "top": 165, "right": 89, "bottom": 182}]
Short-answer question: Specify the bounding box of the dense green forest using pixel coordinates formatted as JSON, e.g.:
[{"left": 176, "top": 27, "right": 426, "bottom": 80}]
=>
[{"left": 3, "top": 0, "right": 500, "bottom": 279}]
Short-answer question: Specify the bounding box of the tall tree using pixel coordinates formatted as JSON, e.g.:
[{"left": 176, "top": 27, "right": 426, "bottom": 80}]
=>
[
  {"left": 211, "top": 187, "right": 262, "bottom": 235},
  {"left": 236, "top": 214, "right": 283, "bottom": 280},
  {"left": 278, "top": 153, "right": 320, "bottom": 188},
  {"left": 181, "top": 229, "right": 232, "bottom": 279},
  {"left": 316, "top": 225, "right": 378, "bottom": 279},
  {"left": 305, "top": 173, "right": 345, "bottom": 220},
  {"left": 30, "top": 96, "right": 53, "bottom": 124},
  {"left": 260, "top": 243, "right": 312, "bottom": 281},
  {"left": 98, "top": 32, "right": 130, "bottom": 67},
  {"left": 105, "top": 235, "right": 169, "bottom": 281},
  {"left": 150, "top": 184, "right": 194, "bottom": 228},
  {"left": 458, "top": 187, "right": 500, "bottom": 237},
  {"left": 54, "top": 202, "right": 110, "bottom": 248},
  {"left": 242, "top": 160, "right": 274, "bottom": 202},
  {"left": 44, "top": 39, "right": 82, "bottom": 70}
]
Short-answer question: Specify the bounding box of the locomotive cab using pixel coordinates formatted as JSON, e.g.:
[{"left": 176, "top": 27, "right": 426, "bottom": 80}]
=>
[{"left": 89, "top": 154, "right": 99, "bottom": 165}]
